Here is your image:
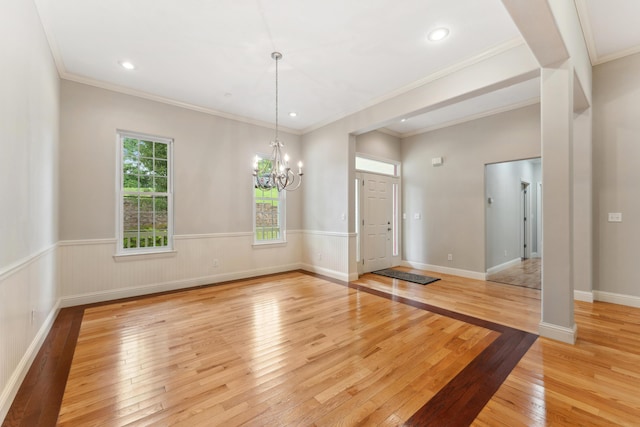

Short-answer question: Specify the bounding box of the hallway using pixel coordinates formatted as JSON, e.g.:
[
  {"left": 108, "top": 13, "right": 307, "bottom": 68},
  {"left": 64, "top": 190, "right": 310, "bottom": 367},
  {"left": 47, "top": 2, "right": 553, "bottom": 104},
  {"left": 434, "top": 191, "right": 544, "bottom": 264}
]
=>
[{"left": 487, "top": 258, "right": 541, "bottom": 290}]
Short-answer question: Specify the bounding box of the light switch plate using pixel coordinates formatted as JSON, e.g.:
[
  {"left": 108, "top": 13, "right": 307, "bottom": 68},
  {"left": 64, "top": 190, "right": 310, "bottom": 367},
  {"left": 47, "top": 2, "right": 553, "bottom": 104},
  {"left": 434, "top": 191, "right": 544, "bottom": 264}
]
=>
[{"left": 608, "top": 212, "right": 622, "bottom": 222}]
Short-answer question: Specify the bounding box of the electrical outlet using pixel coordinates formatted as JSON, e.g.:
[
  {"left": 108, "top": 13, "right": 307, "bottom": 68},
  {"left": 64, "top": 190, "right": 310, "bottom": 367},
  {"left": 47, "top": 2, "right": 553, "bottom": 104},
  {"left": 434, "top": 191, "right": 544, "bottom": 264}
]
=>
[
  {"left": 31, "top": 309, "right": 35, "bottom": 325},
  {"left": 447, "top": 254, "right": 453, "bottom": 261},
  {"left": 213, "top": 259, "right": 219, "bottom": 268},
  {"left": 318, "top": 253, "right": 323, "bottom": 261},
  {"left": 504, "top": 250, "right": 508, "bottom": 257}
]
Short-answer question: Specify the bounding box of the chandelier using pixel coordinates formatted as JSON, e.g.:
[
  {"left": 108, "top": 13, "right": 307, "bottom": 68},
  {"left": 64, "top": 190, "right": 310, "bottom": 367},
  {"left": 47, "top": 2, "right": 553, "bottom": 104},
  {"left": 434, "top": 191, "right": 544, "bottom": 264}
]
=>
[{"left": 253, "top": 52, "right": 303, "bottom": 192}]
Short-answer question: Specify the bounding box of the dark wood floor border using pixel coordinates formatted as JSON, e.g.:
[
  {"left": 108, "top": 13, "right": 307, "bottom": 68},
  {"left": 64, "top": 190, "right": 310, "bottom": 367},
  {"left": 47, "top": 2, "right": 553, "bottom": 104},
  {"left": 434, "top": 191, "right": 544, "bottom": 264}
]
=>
[
  {"left": 312, "top": 272, "right": 538, "bottom": 426},
  {"left": 3, "top": 270, "right": 537, "bottom": 426},
  {"left": 2, "top": 307, "right": 84, "bottom": 427}
]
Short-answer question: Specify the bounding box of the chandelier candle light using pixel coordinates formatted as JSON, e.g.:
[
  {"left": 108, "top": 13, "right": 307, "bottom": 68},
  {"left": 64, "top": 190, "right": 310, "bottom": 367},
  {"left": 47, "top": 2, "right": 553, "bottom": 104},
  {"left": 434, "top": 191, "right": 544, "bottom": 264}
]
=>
[{"left": 253, "top": 52, "right": 303, "bottom": 192}]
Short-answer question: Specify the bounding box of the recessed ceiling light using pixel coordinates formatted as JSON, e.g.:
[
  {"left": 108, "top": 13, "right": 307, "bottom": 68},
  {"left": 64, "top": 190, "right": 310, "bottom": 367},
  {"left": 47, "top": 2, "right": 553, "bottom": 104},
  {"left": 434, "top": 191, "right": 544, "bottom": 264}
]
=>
[
  {"left": 401, "top": 118, "right": 407, "bottom": 122},
  {"left": 289, "top": 112, "right": 297, "bottom": 117},
  {"left": 427, "top": 27, "right": 450, "bottom": 42},
  {"left": 119, "top": 60, "right": 135, "bottom": 70}
]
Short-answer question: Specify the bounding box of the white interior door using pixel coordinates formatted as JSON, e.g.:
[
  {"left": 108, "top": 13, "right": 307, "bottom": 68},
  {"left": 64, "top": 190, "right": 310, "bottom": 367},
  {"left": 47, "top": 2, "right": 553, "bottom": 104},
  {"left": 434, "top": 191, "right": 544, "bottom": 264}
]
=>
[{"left": 362, "top": 173, "right": 393, "bottom": 273}]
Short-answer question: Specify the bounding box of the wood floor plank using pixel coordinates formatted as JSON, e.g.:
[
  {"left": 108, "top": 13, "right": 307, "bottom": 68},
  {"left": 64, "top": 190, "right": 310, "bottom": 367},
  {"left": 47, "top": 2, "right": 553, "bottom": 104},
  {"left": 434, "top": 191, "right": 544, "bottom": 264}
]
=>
[
  {"left": 6, "top": 269, "right": 640, "bottom": 425},
  {"left": 54, "top": 271, "right": 527, "bottom": 426}
]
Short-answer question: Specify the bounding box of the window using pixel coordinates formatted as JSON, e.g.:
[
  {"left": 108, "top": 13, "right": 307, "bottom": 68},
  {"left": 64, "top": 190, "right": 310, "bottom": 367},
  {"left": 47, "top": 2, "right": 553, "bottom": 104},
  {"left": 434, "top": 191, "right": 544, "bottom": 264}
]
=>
[
  {"left": 355, "top": 156, "right": 398, "bottom": 176},
  {"left": 117, "top": 131, "right": 173, "bottom": 254},
  {"left": 254, "top": 158, "right": 285, "bottom": 244}
]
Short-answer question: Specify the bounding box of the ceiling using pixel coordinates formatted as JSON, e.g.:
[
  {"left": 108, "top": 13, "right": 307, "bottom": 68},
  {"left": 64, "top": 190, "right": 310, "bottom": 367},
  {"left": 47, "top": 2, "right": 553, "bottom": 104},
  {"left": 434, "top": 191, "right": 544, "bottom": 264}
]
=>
[{"left": 34, "top": 0, "right": 640, "bottom": 136}]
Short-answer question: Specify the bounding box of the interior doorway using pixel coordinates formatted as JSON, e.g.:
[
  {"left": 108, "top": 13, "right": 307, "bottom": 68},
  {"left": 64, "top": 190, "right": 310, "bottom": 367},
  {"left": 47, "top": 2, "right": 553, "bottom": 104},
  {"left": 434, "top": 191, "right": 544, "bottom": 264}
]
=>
[{"left": 485, "top": 158, "right": 541, "bottom": 290}]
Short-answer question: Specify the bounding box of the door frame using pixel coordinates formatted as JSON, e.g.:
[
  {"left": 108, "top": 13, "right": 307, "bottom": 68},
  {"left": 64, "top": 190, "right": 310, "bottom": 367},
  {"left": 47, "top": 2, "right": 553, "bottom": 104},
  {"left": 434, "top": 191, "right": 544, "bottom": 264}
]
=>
[
  {"left": 355, "top": 171, "right": 401, "bottom": 275},
  {"left": 520, "top": 180, "right": 532, "bottom": 259}
]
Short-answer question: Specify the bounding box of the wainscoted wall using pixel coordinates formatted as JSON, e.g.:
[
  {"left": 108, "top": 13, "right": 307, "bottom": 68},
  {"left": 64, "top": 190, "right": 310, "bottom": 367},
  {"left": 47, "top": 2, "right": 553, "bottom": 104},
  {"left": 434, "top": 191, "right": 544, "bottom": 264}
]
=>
[
  {"left": 300, "top": 231, "right": 354, "bottom": 282},
  {"left": 59, "top": 232, "right": 305, "bottom": 306},
  {"left": 0, "top": 246, "right": 59, "bottom": 419}
]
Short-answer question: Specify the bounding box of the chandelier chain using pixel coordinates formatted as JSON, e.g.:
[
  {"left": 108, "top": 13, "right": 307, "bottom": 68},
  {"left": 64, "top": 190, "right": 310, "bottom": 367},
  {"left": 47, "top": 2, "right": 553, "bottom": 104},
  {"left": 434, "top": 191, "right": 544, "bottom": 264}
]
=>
[{"left": 275, "top": 52, "right": 279, "bottom": 142}]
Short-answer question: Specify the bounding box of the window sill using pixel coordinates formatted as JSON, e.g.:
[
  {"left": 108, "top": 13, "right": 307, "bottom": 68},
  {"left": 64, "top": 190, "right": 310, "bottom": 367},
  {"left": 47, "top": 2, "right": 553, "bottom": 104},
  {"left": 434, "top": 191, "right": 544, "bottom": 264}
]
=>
[
  {"left": 113, "top": 250, "right": 177, "bottom": 262},
  {"left": 252, "top": 241, "right": 287, "bottom": 249}
]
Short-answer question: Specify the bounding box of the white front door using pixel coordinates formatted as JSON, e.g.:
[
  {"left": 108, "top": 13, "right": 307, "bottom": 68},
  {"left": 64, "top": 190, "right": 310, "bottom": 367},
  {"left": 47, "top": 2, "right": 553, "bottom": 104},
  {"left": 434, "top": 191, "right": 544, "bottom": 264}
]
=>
[{"left": 361, "top": 173, "right": 393, "bottom": 273}]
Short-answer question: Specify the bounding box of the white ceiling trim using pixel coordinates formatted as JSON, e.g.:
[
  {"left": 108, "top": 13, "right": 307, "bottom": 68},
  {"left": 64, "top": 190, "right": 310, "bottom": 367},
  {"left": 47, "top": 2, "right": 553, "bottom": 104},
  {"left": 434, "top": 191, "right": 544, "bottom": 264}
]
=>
[
  {"left": 34, "top": 0, "right": 303, "bottom": 135},
  {"left": 575, "top": 0, "right": 598, "bottom": 65},
  {"left": 33, "top": 0, "right": 66, "bottom": 76},
  {"left": 301, "top": 37, "right": 526, "bottom": 135},
  {"left": 61, "top": 73, "right": 302, "bottom": 135},
  {"left": 398, "top": 97, "right": 540, "bottom": 139},
  {"left": 574, "top": 0, "right": 640, "bottom": 66},
  {"left": 590, "top": 44, "right": 640, "bottom": 66}
]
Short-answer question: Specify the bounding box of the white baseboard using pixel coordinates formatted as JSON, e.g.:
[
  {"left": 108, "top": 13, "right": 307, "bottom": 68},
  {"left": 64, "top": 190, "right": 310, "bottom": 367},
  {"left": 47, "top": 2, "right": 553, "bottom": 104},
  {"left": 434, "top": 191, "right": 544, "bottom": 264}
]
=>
[
  {"left": 300, "top": 263, "right": 350, "bottom": 283},
  {"left": 486, "top": 257, "right": 522, "bottom": 276},
  {"left": 60, "top": 263, "right": 302, "bottom": 307},
  {"left": 593, "top": 290, "right": 640, "bottom": 308},
  {"left": 0, "top": 301, "right": 60, "bottom": 422},
  {"left": 539, "top": 321, "right": 577, "bottom": 344},
  {"left": 574, "top": 290, "right": 594, "bottom": 303},
  {"left": 401, "top": 260, "right": 486, "bottom": 281}
]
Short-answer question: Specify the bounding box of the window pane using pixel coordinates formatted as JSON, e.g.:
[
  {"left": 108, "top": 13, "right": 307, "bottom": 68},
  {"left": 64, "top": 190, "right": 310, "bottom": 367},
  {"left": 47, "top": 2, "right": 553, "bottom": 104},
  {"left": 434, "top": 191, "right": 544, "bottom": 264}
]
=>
[
  {"left": 123, "top": 196, "right": 139, "bottom": 249},
  {"left": 155, "top": 177, "right": 167, "bottom": 193},
  {"left": 154, "top": 196, "right": 168, "bottom": 231},
  {"left": 139, "top": 175, "right": 153, "bottom": 191},
  {"left": 355, "top": 157, "right": 397, "bottom": 176},
  {"left": 155, "top": 159, "right": 167, "bottom": 177},
  {"left": 123, "top": 138, "right": 138, "bottom": 159},
  {"left": 139, "top": 140, "right": 154, "bottom": 158},
  {"left": 141, "top": 157, "right": 154, "bottom": 174},
  {"left": 154, "top": 142, "right": 167, "bottom": 159},
  {"left": 123, "top": 168, "right": 139, "bottom": 190}
]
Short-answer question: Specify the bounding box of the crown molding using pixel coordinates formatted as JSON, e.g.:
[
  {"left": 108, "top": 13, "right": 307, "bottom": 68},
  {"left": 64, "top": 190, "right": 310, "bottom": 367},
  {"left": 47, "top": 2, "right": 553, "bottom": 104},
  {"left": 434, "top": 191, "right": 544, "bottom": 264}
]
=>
[
  {"left": 34, "top": 1, "right": 302, "bottom": 135},
  {"left": 302, "top": 37, "right": 527, "bottom": 134},
  {"left": 592, "top": 45, "right": 640, "bottom": 66},
  {"left": 60, "top": 72, "right": 302, "bottom": 135},
  {"left": 33, "top": 0, "right": 66, "bottom": 76},
  {"left": 399, "top": 97, "right": 540, "bottom": 138},
  {"left": 34, "top": 1, "right": 533, "bottom": 138},
  {"left": 574, "top": 0, "right": 640, "bottom": 66},
  {"left": 574, "top": 0, "right": 598, "bottom": 65}
]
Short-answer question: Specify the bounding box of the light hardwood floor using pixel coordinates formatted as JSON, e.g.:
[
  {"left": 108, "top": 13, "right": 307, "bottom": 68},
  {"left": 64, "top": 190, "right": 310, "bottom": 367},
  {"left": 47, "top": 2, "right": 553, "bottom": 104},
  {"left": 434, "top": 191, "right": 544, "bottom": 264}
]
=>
[
  {"left": 4, "top": 268, "right": 640, "bottom": 425},
  {"left": 356, "top": 267, "right": 640, "bottom": 426}
]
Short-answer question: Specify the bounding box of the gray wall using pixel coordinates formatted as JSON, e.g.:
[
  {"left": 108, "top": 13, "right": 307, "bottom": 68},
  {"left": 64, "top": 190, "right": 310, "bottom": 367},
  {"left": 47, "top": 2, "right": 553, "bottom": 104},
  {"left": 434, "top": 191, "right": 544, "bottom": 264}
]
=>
[
  {"left": 401, "top": 104, "right": 540, "bottom": 273},
  {"left": 60, "top": 80, "right": 303, "bottom": 239},
  {"left": 1, "top": 0, "right": 59, "bottom": 266},
  {"left": 301, "top": 120, "right": 351, "bottom": 233},
  {"left": 0, "top": 0, "right": 60, "bottom": 417},
  {"left": 485, "top": 159, "right": 541, "bottom": 270},
  {"left": 593, "top": 52, "right": 640, "bottom": 297},
  {"left": 356, "top": 130, "right": 401, "bottom": 162}
]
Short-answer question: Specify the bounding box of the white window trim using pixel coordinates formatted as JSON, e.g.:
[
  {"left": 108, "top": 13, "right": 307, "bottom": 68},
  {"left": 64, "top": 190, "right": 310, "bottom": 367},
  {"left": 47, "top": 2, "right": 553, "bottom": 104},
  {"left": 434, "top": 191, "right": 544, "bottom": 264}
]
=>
[
  {"left": 252, "top": 156, "right": 287, "bottom": 246},
  {"left": 115, "top": 130, "right": 175, "bottom": 256}
]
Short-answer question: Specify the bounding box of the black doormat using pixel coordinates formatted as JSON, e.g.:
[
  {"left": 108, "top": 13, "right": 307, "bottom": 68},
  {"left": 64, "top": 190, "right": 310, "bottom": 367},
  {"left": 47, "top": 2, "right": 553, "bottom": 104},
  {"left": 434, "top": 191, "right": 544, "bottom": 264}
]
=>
[{"left": 372, "top": 269, "right": 440, "bottom": 285}]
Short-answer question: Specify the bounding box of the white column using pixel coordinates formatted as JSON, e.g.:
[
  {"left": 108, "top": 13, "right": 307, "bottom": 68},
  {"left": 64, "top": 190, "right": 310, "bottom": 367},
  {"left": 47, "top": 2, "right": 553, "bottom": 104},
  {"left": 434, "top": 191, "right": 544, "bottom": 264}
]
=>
[{"left": 539, "top": 62, "right": 576, "bottom": 343}]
